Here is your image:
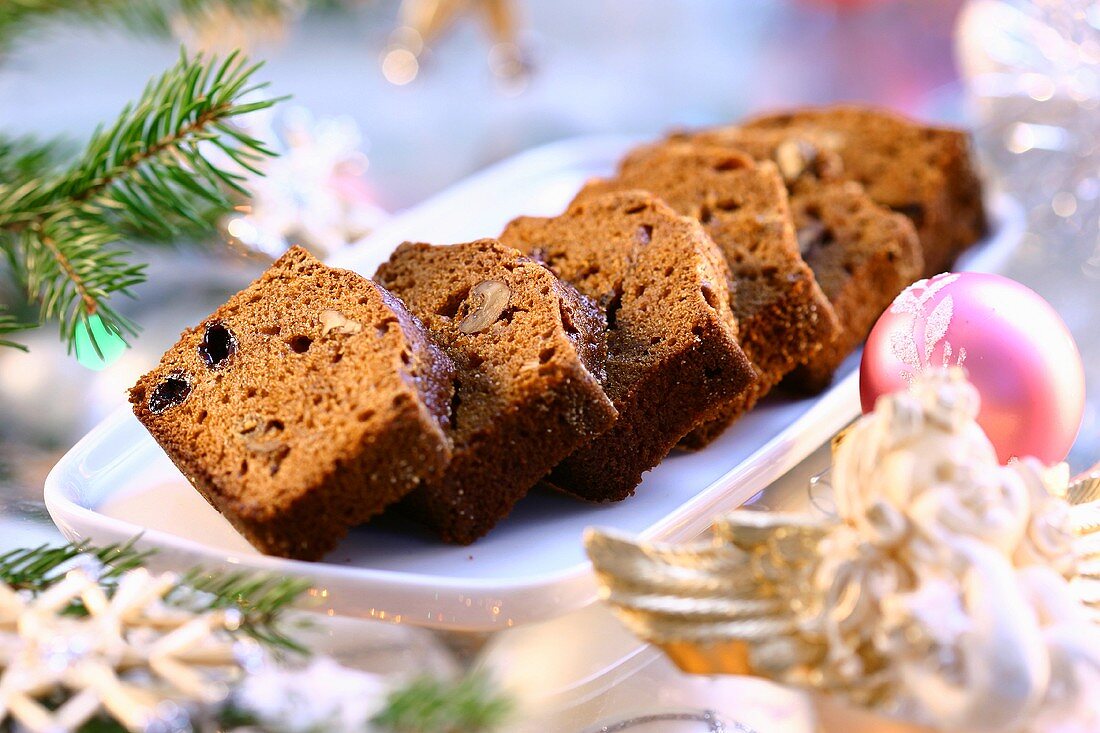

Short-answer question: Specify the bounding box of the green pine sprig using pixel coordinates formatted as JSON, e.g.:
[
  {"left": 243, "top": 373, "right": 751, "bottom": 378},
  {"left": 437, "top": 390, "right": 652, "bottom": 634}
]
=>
[
  {"left": 0, "top": 539, "right": 309, "bottom": 652},
  {"left": 0, "top": 306, "right": 31, "bottom": 350},
  {"left": 0, "top": 48, "right": 284, "bottom": 354},
  {"left": 0, "top": 538, "right": 152, "bottom": 592},
  {"left": 179, "top": 567, "right": 313, "bottom": 654},
  {"left": 373, "top": 674, "right": 515, "bottom": 733},
  {"left": 0, "top": 134, "right": 70, "bottom": 185},
  {"left": 218, "top": 672, "right": 514, "bottom": 733}
]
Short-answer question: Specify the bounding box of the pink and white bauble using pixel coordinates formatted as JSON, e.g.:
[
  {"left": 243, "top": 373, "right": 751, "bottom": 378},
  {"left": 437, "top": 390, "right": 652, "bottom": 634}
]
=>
[{"left": 860, "top": 272, "right": 1085, "bottom": 464}]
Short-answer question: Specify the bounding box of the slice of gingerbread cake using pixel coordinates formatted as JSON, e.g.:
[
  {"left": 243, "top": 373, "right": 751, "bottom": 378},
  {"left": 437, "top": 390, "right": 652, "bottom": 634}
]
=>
[
  {"left": 783, "top": 179, "right": 923, "bottom": 390},
  {"left": 501, "top": 191, "right": 755, "bottom": 501},
  {"left": 742, "top": 105, "right": 987, "bottom": 277},
  {"left": 375, "top": 239, "right": 618, "bottom": 543},
  {"left": 666, "top": 127, "right": 924, "bottom": 391},
  {"left": 575, "top": 142, "right": 839, "bottom": 448},
  {"left": 130, "top": 246, "right": 455, "bottom": 561}
]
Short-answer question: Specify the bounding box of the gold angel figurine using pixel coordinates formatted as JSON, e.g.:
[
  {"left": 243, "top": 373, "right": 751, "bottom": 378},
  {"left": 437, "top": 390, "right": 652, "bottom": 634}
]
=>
[{"left": 586, "top": 368, "right": 1100, "bottom": 733}]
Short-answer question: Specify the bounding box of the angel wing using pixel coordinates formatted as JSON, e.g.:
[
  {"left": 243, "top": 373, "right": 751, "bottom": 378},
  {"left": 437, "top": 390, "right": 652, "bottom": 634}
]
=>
[
  {"left": 584, "top": 511, "right": 833, "bottom": 675},
  {"left": 1071, "top": 492, "right": 1100, "bottom": 623}
]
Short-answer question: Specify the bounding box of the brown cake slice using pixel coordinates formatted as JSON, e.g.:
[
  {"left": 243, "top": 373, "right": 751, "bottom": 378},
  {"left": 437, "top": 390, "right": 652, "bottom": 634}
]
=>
[
  {"left": 783, "top": 179, "right": 923, "bottom": 390},
  {"left": 129, "top": 246, "right": 455, "bottom": 561},
  {"left": 666, "top": 127, "right": 924, "bottom": 391},
  {"left": 500, "top": 191, "right": 755, "bottom": 501},
  {"left": 669, "top": 125, "right": 847, "bottom": 184},
  {"left": 574, "top": 142, "right": 839, "bottom": 448},
  {"left": 742, "top": 105, "right": 987, "bottom": 277},
  {"left": 375, "top": 239, "right": 618, "bottom": 543}
]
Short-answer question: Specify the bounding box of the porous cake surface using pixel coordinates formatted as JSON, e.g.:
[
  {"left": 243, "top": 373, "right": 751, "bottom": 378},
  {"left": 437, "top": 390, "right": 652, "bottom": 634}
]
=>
[
  {"left": 668, "top": 125, "right": 846, "bottom": 185},
  {"left": 501, "top": 191, "right": 755, "bottom": 500},
  {"left": 784, "top": 179, "right": 923, "bottom": 390},
  {"left": 743, "top": 105, "right": 987, "bottom": 277},
  {"left": 574, "top": 142, "right": 839, "bottom": 448},
  {"left": 666, "top": 127, "right": 924, "bottom": 391},
  {"left": 375, "top": 239, "right": 618, "bottom": 543},
  {"left": 130, "top": 246, "right": 455, "bottom": 561}
]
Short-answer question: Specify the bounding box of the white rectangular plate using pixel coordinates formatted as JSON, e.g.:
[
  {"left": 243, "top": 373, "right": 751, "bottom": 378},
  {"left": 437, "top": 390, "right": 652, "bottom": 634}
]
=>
[{"left": 44, "top": 136, "right": 1024, "bottom": 631}]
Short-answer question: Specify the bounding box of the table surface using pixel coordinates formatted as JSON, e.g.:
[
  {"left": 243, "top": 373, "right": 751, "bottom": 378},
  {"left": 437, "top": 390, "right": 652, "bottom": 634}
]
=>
[{"left": 2, "top": 2, "right": 1098, "bottom": 730}]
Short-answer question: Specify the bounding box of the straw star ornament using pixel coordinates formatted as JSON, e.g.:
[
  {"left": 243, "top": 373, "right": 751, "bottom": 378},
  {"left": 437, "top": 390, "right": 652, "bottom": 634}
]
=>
[{"left": 0, "top": 568, "right": 243, "bottom": 732}]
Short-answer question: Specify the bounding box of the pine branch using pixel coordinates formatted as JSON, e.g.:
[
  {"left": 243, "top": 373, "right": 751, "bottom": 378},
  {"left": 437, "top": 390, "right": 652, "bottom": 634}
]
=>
[
  {"left": 179, "top": 567, "right": 313, "bottom": 654},
  {"left": 0, "top": 306, "right": 32, "bottom": 350},
  {"left": 0, "top": 134, "right": 70, "bottom": 185},
  {"left": 373, "top": 674, "right": 514, "bottom": 733},
  {"left": 52, "top": 50, "right": 280, "bottom": 227},
  {"left": 0, "top": 538, "right": 152, "bottom": 593},
  {"left": 0, "top": 48, "right": 283, "bottom": 354},
  {"left": 0, "top": 539, "right": 309, "bottom": 653}
]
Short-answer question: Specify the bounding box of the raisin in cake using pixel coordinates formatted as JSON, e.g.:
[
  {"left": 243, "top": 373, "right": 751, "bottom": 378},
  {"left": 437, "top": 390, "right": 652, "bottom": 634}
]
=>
[
  {"left": 130, "top": 247, "right": 455, "bottom": 561},
  {"left": 375, "top": 239, "right": 617, "bottom": 543},
  {"left": 574, "top": 142, "right": 839, "bottom": 448},
  {"left": 501, "top": 191, "right": 755, "bottom": 501},
  {"left": 666, "top": 127, "right": 924, "bottom": 391},
  {"left": 743, "top": 105, "right": 987, "bottom": 277}
]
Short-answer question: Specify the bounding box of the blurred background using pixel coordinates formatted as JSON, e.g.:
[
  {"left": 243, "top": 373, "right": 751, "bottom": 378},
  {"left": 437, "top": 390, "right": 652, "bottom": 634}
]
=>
[{"left": 0, "top": 0, "right": 1097, "bottom": 547}]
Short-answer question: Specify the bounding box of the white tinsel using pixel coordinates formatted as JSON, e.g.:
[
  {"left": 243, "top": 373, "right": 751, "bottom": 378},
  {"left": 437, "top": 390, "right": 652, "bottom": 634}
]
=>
[{"left": 233, "top": 657, "right": 391, "bottom": 733}]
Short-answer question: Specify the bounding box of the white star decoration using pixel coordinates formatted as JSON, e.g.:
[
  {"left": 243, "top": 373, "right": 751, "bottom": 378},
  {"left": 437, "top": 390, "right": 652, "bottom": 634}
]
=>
[{"left": 0, "top": 568, "right": 243, "bottom": 733}]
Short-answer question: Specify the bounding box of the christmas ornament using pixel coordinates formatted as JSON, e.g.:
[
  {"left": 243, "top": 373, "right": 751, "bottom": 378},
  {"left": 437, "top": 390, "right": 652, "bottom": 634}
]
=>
[
  {"left": 73, "top": 314, "right": 129, "bottom": 372},
  {"left": 0, "top": 542, "right": 510, "bottom": 732},
  {"left": 586, "top": 368, "right": 1100, "bottom": 733},
  {"left": 384, "top": 0, "right": 530, "bottom": 87},
  {"left": 0, "top": 567, "right": 243, "bottom": 732},
  {"left": 221, "top": 107, "right": 388, "bottom": 259},
  {"left": 860, "top": 272, "right": 1084, "bottom": 464}
]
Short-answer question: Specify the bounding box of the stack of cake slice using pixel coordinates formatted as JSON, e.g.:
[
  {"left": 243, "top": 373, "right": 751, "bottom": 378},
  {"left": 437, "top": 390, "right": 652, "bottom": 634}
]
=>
[
  {"left": 131, "top": 105, "right": 988, "bottom": 558},
  {"left": 684, "top": 106, "right": 987, "bottom": 278},
  {"left": 500, "top": 191, "right": 755, "bottom": 500},
  {"left": 665, "top": 125, "right": 925, "bottom": 391},
  {"left": 569, "top": 142, "right": 840, "bottom": 446}
]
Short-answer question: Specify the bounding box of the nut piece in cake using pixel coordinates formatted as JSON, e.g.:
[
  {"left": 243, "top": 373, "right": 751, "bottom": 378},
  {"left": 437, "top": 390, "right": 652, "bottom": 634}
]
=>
[{"left": 742, "top": 104, "right": 987, "bottom": 278}]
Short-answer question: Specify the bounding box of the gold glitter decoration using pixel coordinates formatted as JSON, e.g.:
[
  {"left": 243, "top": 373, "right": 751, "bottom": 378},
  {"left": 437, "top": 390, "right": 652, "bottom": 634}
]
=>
[{"left": 587, "top": 368, "right": 1100, "bottom": 731}]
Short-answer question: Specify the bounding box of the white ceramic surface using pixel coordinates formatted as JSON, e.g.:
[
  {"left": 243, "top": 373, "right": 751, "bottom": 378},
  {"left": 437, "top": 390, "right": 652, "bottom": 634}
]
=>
[{"left": 43, "top": 136, "right": 1025, "bottom": 632}]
